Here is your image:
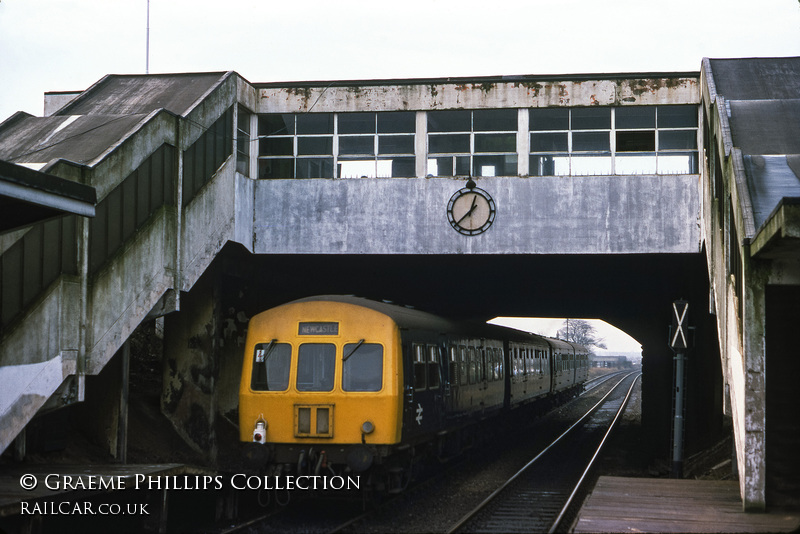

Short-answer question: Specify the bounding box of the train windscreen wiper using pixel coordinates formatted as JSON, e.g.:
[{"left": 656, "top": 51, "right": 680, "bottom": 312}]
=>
[
  {"left": 261, "top": 339, "right": 278, "bottom": 371},
  {"left": 342, "top": 339, "right": 365, "bottom": 361}
]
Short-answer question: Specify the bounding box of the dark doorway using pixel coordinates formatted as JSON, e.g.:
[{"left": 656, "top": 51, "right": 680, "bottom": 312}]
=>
[{"left": 765, "top": 285, "right": 800, "bottom": 509}]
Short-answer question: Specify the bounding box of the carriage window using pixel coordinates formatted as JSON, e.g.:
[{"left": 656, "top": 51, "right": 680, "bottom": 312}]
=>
[
  {"left": 251, "top": 342, "right": 292, "bottom": 391},
  {"left": 498, "top": 349, "right": 504, "bottom": 380},
  {"left": 413, "top": 344, "right": 427, "bottom": 390},
  {"left": 468, "top": 347, "right": 477, "bottom": 384},
  {"left": 297, "top": 343, "right": 335, "bottom": 391},
  {"left": 449, "top": 347, "right": 459, "bottom": 386},
  {"left": 428, "top": 345, "right": 440, "bottom": 389},
  {"left": 343, "top": 343, "right": 383, "bottom": 391},
  {"left": 459, "top": 346, "right": 468, "bottom": 385}
]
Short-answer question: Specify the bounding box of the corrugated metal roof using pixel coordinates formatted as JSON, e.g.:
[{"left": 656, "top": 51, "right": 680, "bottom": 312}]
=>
[{"left": 58, "top": 72, "right": 230, "bottom": 116}]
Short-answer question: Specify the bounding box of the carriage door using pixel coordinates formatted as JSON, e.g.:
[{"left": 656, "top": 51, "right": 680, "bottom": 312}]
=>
[
  {"left": 427, "top": 344, "right": 446, "bottom": 428},
  {"left": 405, "top": 343, "right": 444, "bottom": 435},
  {"left": 446, "top": 345, "right": 458, "bottom": 413}
]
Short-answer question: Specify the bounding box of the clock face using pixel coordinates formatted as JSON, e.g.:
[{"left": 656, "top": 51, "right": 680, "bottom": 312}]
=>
[{"left": 447, "top": 186, "right": 496, "bottom": 236}]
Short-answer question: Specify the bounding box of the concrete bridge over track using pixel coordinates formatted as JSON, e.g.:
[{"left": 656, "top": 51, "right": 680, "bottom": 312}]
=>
[{"left": 1, "top": 59, "right": 797, "bottom": 511}]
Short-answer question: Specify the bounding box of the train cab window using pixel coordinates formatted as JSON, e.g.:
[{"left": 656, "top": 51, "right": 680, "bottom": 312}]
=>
[
  {"left": 251, "top": 342, "right": 292, "bottom": 391},
  {"left": 413, "top": 344, "right": 426, "bottom": 390},
  {"left": 342, "top": 343, "right": 383, "bottom": 391},
  {"left": 296, "top": 343, "right": 336, "bottom": 391},
  {"left": 428, "top": 346, "right": 440, "bottom": 389}
]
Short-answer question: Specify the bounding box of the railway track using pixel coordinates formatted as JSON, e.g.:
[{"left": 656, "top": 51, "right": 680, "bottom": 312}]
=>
[
  {"left": 217, "top": 371, "right": 635, "bottom": 534},
  {"left": 446, "top": 371, "right": 641, "bottom": 534}
]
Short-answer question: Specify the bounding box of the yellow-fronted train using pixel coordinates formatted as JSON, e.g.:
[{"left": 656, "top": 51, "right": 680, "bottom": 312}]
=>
[{"left": 239, "top": 295, "right": 588, "bottom": 494}]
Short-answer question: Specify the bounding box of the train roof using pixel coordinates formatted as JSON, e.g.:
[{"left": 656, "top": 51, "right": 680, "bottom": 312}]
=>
[{"left": 286, "top": 295, "right": 582, "bottom": 349}]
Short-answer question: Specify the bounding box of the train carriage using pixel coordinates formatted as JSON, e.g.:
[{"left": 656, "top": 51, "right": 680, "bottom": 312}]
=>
[{"left": 239, "top": 295, "right": 589, "bottom": 491}]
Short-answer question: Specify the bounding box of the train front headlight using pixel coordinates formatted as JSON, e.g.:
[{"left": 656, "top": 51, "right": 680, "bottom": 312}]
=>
[
  {"left": 253, "top": 417, "right": 268, "bottom": 444},
  {"left": 361, "top": 421, "right": 375, "bottom": 435}
]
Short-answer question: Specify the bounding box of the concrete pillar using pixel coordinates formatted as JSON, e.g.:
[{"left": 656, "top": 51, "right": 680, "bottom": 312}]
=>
[
  {"left": 161, "top": 269, "right": 219, "bottom": 460},
  {"left": 79, "top": 343, "right": 129, "bottom": 457},
  {"left": 742, "top": 257, "right": 767, "bottom": 511}
]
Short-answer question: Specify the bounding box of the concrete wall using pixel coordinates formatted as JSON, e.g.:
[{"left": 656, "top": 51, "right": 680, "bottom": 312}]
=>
[
  {"left": 700, "top": 62, "right": 800, "bottom": 510},
  {"left": 256, "top": 76, "right": 699, "bottom": 113},
  {"left": 251, "top": 174, "right": 700, "bottom": 255}
]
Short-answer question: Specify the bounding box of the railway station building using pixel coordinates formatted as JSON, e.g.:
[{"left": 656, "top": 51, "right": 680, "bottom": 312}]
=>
[{"left": 0, "top": 57, "right": 798, "bottom": 512}]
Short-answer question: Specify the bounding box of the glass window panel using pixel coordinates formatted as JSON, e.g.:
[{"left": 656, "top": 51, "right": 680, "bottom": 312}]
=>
[
  {"left": 659, "top": 130, "right": 696, "bottom": 150},
  {"left": 573, "top": 131, "right": 610, "bottom": 151},
  {"left": 473, "top": 109, "right": 517, "bottom": 131},
  {"left": 259, "top": 114, "right": 294, "bottom": 136},
  {"left": 429, "top": 134, "right": 470, "bottom": 154},
  {"left": 531, "top": 132, "right": 568, "bottom": 152},
  {"left": 259, "top": 137, "right": 293, "bottom": 157},
  {"left": 572, "top": 155, "right": 613, "bottom": 175},
  {"left": 427, "top": 110, "right": 471, "bottom": 132},
  {"left": 474, "top": 154, "right": 517, "bottom": 177},
  {"left": 316, "top": 408, "right": 329, "bottom": 434},
  {"left": 339, "top": 136, "right": 374, "bottom": 155},
  {"left": 250, "top": 343, "right": 292, "bottom": 391},
  {"left": 454, "top": 155, "right": 470, "bottom": 175},
  {"left": 615, "top": 107, "right": 655, "bottom": 129},
  {"left": 297, "top": 343, "right": 336, "bottom": 391},
  {"left": 298, "top": 407, "right": 311, "bottom": 433},
  {"left": 530, "top": 154, "right": 570, "bottom": 176},
  {"left": 530, "top": 108, "right": 569, "bottom": 131},
  {"left": 428, "top": 346, "right": 440, "bottom": 388},
  {"left": 297, "top": 137, "right": 332, "bottom": 155},
  {"left": 296, "top": 114, "right": 334, "bottom": 134},
  {"left": 474, "top": 133, "right": 516, "bottom": 153},
  {"left": 377, "top": 112, "right": 415, "bottom": 133},
  {"left": 296, "top": 158, "right": 333, "bottom": 178},
  {"left": 616, "top": 153, "right": 657, "bottom": 174},
  {"left": 259, "top": 158, "right": 294, "bottom": 179},
  {"left": 338, "top": 113, "right": 376, "bottom": 134},
  {"left": 382, "top": 156, "right": 416, "bottom": 177},
  {"left": 658, "top": 152, "right": 698, "bottom": 174},
  {"left": 616, "top": 131, "right": 655, "bottom": 152},
  {"left": 657, "top": 105, "right": 697, "bottom": 128},
  {"left": 378, "top": 135, "right": 414, "bottom": 155},
  {"left": 428, "top": 156, "right": 470, "bottom": 176},
  {"left": 343, "top": 343, "right": 383, "bottom": 391},
  {"left": 338, "top": 159, "right": 376, "bottom": 178},
  {"left": 572, "top": 107, "right": 611, "bottom": 130}
]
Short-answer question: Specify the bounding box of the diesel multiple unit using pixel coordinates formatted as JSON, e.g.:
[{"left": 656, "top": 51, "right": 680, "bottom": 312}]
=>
[{"left": 239, "top": 295, "right": 588, "bottom": 492}]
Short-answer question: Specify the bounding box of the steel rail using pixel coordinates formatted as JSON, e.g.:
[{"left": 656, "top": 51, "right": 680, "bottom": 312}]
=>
[
  {"left": 548, "top": 372, "right": 641, "bottom": 533},
  {"left": 446, "top": 371, "right": 640, "bottom": 534}
]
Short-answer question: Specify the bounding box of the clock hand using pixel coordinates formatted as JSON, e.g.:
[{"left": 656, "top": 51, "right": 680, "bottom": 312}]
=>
[{"left": 456, "top": 200, "right": 479, "bottom": 224}]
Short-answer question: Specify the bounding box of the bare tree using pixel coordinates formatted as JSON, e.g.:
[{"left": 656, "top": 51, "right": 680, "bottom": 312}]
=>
[{"left": 557, "top": 319, "right": 607, "bottom": 351}]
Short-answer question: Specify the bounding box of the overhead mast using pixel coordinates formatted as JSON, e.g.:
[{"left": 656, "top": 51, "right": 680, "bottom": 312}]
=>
[{"left": 145, "top": 0, "right": 150, "bottom": 74}]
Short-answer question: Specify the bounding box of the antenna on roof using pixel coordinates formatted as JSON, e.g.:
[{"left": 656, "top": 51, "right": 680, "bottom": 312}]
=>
[{"left": 145, "top": 0, "right": 150, "bottom": 74}]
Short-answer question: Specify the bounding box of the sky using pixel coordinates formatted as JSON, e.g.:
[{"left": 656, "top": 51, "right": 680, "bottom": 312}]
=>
[
  {"left": 1, "top": 0, "right": 799, "bottom": 122},
  {"left": 489, "top": 317, "right": 642, "bottom": 356},
  {"left": 0, "top": 0, "right": 798, "bottom": 353}
]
